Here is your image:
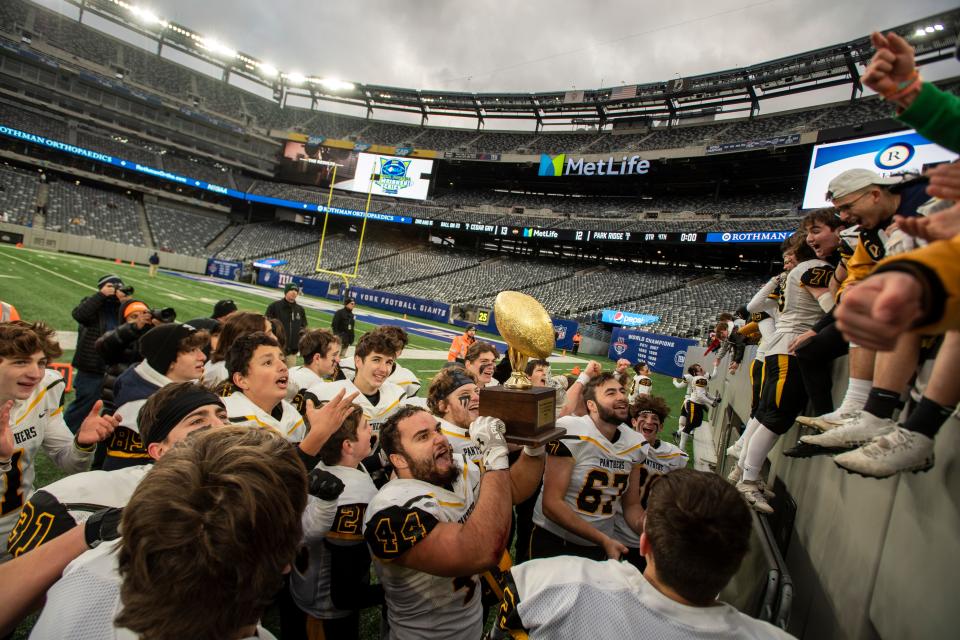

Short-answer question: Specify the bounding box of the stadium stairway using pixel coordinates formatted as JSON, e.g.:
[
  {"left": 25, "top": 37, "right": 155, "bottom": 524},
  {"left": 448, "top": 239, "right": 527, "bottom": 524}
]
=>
[{"left": 135, "top": 200, "right": 155, "bottom": 249}]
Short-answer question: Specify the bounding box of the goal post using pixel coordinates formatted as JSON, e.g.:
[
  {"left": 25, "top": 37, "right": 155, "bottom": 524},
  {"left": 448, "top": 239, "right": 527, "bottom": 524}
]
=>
[{"left": 314, "top": 164, "right": 375, "bottom": 288}]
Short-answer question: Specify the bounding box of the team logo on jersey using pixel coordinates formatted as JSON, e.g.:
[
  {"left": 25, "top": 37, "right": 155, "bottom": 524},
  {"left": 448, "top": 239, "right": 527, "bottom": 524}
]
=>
[
  {"left": 674, "top": 351, "right": 686, "bottom": 368},
  {"left": 875, "top": 142, "right": 914, "bottom": 170},
  {"left": 376, "top": 158, "right": 413, "bottom": 194},
  {"left": 613, "top": 338, "right": 627, "bottom": 356},
  {"left": 538, "top": 154, "right": 566, "bottom": 176}
]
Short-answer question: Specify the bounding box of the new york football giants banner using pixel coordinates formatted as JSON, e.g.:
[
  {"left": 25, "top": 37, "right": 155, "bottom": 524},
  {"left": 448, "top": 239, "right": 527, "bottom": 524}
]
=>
[
  {"left": 351, "top": 287, "right": 450, "bottom": 324},
  {"left": 607, "top": 327, "right": 698, "bottom": 378},
  {"left": 257, "top": 270, "right": 330, "bottom": 298},
  {"left": 206, "top": 258, "right": 242, "bottom": 281}
]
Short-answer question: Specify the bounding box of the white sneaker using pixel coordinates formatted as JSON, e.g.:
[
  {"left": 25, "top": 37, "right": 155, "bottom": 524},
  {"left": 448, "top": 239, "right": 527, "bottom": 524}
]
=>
[
  {"left": 799, "top": 412, "right": 896, "bottom": 450},
  {"left": 727, "top": 464, "right": 742, "bottom": 484},
  {"left": 736, "top": 480, "right": 774, "bottom": 514},
  {"left": 726, "top": 438, "right": 744, "bottom": 458},
  {"left": 796, "top": 411, "right": 858, "bottom": 432},
  {"left": 834, "top": 428, "right": 935, "bottom": 478}
]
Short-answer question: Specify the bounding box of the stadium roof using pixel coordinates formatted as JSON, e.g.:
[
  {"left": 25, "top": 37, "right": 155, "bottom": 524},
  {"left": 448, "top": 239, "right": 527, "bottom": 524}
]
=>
[{"left": 43, "top": 2, "right": 960, "bottom": 127}]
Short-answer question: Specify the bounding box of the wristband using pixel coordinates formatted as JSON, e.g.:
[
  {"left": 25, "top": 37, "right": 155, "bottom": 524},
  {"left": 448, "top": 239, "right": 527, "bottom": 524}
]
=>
[
  {"left": 84, "top": 507, "right": 123, "bottom": 548},
  {"left": 74, "top": 434, "right": 96, "bottom": 452},
  {"left": 880, "top": 70, "right": 919, "bottom": 98},
  {"left": 576, "top": 372, "right": 591, "bottom": 386},
  {"left": 523, "top": 445, "right": 546, "bottom": 457}
]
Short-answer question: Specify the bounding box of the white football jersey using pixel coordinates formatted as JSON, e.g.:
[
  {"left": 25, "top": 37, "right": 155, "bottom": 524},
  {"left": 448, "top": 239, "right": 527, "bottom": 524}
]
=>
[
  {"left": 613, "top": 439, "right": 688, "bottom": 550},
  {"left": 2, "top": 369, "right": 92, "bottom": 549},
  {"left": 674, "top": 373, "right": 713, "bottom": 406},
  {"left": 29, "top": 540, "right": 278, "bottom": 640},
  {"left": 497, "top": 556, "right": 792, "bottom": 639},
  {"left": 765, "top": 258, "right": 833, "bottom": 356},
  {"left": 290, "top": 463, "right": 378, "bottom": 620},
  {"left": 532, "top": 415, "right": 645, "bottom": 546},
  {"left": 437, "top": 417, "right": 483, "bottom": 467},
  {"left": 307, "top": 379, "right": 406, "bottom": 442},
  {"left": 286, "top": 365, "right": 324, "bottom": 403},
  {"left": 200, "top": 360, "right": 228, "bottom": 388},
  {"left": 628, "top": 375, "right": 652, "bottom": 402},
  {"left": 363, "top": 455, "right": 483, "bottom": 640},
  {"left": 222, "top": 392, "right": 306, "bottom": 442},
  {"left": 7, "top": 464, "right": 149, "bottom": 557},
  {"left": 388, "top": 364, "right": 422, "bottom": 399}
]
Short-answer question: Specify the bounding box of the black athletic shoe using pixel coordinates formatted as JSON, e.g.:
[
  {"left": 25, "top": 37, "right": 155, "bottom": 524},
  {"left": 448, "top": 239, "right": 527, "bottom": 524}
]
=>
[{"left": 782, "top": 441, "right": 843, "bottom": 458}]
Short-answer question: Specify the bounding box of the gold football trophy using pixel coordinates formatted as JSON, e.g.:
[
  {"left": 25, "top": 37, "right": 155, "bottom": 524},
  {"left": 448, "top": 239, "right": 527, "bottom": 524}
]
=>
[{"left": 478, "top": 291, "right": 566, "bottom": 446}]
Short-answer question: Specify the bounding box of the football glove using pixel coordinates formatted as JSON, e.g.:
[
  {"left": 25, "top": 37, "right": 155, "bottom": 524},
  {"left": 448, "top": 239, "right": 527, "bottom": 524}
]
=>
[{"left": 469, "top": 416, "right": 510, "bottom": 471}]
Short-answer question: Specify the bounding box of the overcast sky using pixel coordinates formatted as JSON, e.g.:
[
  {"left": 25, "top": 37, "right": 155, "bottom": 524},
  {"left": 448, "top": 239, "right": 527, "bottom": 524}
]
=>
[{"left": 35, "top": 0, "right": 960, "bottom": 124}]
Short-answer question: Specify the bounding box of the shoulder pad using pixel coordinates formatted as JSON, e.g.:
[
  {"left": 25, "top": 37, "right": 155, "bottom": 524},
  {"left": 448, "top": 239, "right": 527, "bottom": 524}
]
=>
[
  {"left": 800, "top": 265, "right": 834, "bottom": 287},
  {"left": 363, "top": 505, "right": 438, "bottom": 560}
]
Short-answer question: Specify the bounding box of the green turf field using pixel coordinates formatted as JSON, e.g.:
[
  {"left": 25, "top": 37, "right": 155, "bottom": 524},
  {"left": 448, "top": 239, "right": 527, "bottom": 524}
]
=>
[{"left": 2, "top": 243, "right": 690, "bottom": 639}]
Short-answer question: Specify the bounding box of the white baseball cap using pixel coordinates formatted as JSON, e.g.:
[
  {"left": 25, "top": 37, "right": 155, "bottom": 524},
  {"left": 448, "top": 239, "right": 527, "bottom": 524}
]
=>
[{"left": 826, "top": 168, "right": 904, "bottom": 201}]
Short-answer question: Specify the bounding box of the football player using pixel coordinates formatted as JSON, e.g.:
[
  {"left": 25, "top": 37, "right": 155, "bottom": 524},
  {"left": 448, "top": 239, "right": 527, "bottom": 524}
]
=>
[
  {"left": 671, "top": 363, "right": 718, "bottom": 452},
  {"left": 464, "top": 341, "right": 500, "bottom": 387},
  {"left": 530, "top": 372, "right": 645, "bottom": 561},
  {"left": 223, "top": 332, "right": 306, "bottom": 442},
  {"left": 0, "top": 321, "right": 118, "bottom": 552},
  {"left": 726, "top": 245, "right": 791, "bottom": 461},
  {"left": 614, "top": 394, "right": 687, "bottom": 569},
  {"left": 363, "top": 406, "right": 544, "bottom": 640},
  {"left": 380, "top": 326, "right": 423, "bottom": 398},
  {"left": 427, "top": 367, "right": 482, "bottom": 465},
  {"left": 627, "top": 362, "right": 653, "bottom": 402},
  {"left": 495, "top": 470, "right": 792, "bottom": 639},
  {"left": 29, "top": 427, "right": 310, "bottom": 640},
  {"left": 736, "top": 220, "right": 836, "bottom": 513},
  {"left": 286, "top": 328, "right": 341, "bottom": 410},
  {"left": 290, "top": 404, "right": 382, "bottom": 639},
  {"left": 201, "top": 312, "right": 274, "bottom": 388},
  {"left": 307, "top": 331, "right": 407, "bottom": 444},
  {"left": 7, "top": 382, "right": 226, "bottom": 557},
  {"left": 102, "top": 323, "right": 209, "bottom": 470}
]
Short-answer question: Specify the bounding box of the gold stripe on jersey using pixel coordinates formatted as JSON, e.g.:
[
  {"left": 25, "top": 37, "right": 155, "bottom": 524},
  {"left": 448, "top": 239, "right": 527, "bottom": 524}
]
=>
[
  {"left": 577, "top": 435, "right": 644, "bottom": 457},
  {"left": 14, "top": 387, "right": 50, "bottom": 426},
  {"left": 441, "top": 429, "right": 470, "bottom": 440}
]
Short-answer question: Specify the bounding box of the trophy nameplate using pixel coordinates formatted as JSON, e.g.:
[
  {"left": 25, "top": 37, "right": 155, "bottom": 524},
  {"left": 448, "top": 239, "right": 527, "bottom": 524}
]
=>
[{"left": 479, "top": 291, "right": 566, "bottom": 446}]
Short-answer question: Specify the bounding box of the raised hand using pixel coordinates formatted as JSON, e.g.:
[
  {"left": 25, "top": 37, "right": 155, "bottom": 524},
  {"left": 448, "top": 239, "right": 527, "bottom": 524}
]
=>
[
  {"left": 301, "top": 390, "right": 361, "bottom": 456},
  {"left": 76, "top": 400, "right": 120, "bottom": 446},
  {"left": 863, "top": 31, "right": 917, "bottom": 99},
  {"left": 469, "top": 416, "right": 510, "bottom": 471}
]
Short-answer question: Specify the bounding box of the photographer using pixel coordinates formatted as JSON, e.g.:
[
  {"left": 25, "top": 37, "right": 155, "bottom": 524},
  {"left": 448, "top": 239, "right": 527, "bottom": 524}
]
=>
[
  {"left": 64, "top": 275, "right": 124, "bottom": 433},
  {"left": 95, "top": 300, "right": 153, "bottom": 415}
]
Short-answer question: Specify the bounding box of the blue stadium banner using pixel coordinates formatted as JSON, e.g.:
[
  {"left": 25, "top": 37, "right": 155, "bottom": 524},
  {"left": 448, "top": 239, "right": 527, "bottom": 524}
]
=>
[
  {"left": 252, "top": 258, "right": 289, "bottom": 269},
  {"left": 552, "top": 317, "right": 579, "bottom": 350},
  {"left": 705, "top": 231, "right": 793, "bottom": 244},
  {"left": 257, "top": 269, "right": 329, "bottom": 298},
  {"left": 607, "top": 327, "right": 698, "bottom": 378},
  {"left": 351, "top": 287, "right": 450, "bottom": 324},
  {"left": 206, "top": 258, "right": 242, "bottom": 281},
  {"left": 600, "top": 309, "right": 659, "bottom": 327}
]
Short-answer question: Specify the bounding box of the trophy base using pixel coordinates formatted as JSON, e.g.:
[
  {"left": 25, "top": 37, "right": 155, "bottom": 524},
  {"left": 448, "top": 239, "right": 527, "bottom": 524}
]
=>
[{"left": 479, "top": 386, "right": 565, "bottom": 446}]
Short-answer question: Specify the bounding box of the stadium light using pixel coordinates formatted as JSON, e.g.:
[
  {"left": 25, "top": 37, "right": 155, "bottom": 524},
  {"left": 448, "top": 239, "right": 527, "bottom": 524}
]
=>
[
  {"left": 129, "top": 5, "right": 167, "bottom": 28},
  {"left": 285, "top": 72, "right": 307, "bottom": 85},
  {"left": 314, "top": 78, "right": 355, "bottom": 92},
  {"left": 200, "top": 37, "right": 237, "bottom": 59},
  {"left": 258, "top": 62, "right": 279, "bottom": 78}
]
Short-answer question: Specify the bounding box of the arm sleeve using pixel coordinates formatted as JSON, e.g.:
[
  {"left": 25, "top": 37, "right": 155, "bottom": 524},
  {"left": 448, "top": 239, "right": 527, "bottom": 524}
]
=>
[
  {"left": 897, "top": 82, "right": 960, "bottom": 154},
  {"left": 328, "top": 539, "right": 385, "bottom": 610},
  {"left": 873, "top": 236, "right": 959, "bottom": 335},
  {"left": 747, "top": 276, "right": 780, "bottom": 314},
  {"left": 42, "top": 415, "right": 94, "bottom": 474},
  {"left": 6, "top": 490, "right": 78, "bottom": 557}
]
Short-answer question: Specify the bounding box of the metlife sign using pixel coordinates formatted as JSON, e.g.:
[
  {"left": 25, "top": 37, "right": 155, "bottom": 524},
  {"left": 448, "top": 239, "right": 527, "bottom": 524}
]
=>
[{"left": 538, "top": 153, "right": 651, "bottom": 177}]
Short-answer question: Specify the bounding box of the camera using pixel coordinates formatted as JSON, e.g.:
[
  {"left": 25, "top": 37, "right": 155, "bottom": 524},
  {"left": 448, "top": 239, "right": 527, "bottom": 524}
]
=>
[
  {"left": 150, "top": 307, "right": 177, "bottom": 323},
  {"left": 119, "top": 285, "right": 135, "bottom": 296}
]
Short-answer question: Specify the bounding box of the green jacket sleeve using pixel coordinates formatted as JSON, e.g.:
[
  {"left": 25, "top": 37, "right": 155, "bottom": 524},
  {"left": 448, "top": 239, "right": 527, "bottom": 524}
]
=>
[{"left": 897, "top": 83, "right": 960, "bottom": 153}]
